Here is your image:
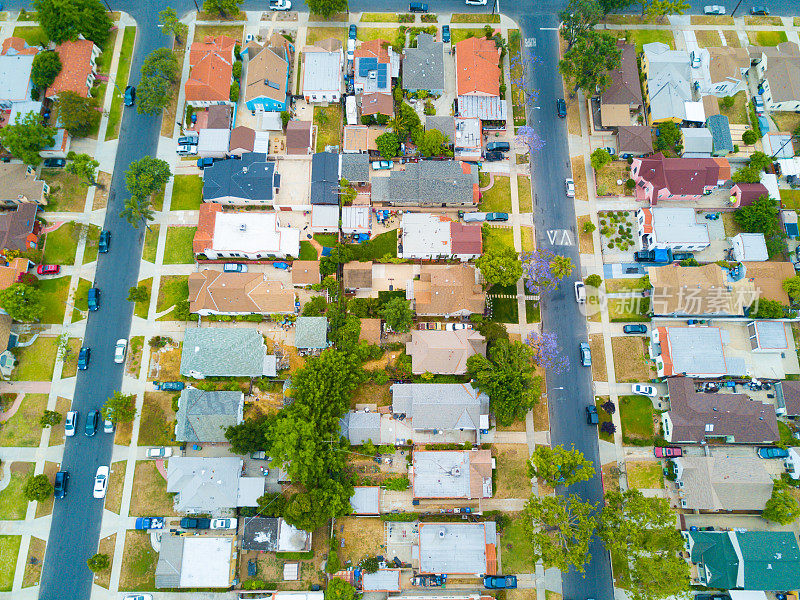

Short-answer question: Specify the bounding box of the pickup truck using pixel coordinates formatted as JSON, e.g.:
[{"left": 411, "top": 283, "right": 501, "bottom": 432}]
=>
[
  {"left": 197, "top": 157, "right": 214, "bottom": 169},
  {"left": 135, "top": 517, "right": 165, "bottom": 530},
  {"left": 634, "top": 248, "right": 671, "bottom": 263},
  {"left": 180, "top": 517, "right": 211, "bottom": 529}
]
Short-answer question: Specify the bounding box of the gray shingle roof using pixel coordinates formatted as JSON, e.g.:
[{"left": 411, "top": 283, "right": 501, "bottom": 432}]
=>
[
  {"left": 426, "top": 116, "right": 455, "bottom": 141},
  {"left": 371, "top": 161, "right": 476, "bottom": 205},
  {"left": 403, "top": 33, "right": 444, "bottom": 92},
  {"left": 242, "top": 516, "right": 279, "bottom": 551},
  {"left": 180, "top": 328, "right": 270, "bottom": 378},
  {"left": 154, "top": 534, "right": 184, "bottom": 588},
  {"left": 175, "top": 388, "right": 244, "bottom": 443},
  {"left": 706, "top": 114, "right": 733, "bottom": 154},
  {"left": 294, "top": 316, "right": 328, "bottom": 349},
  {"left": 311, "top": 152, "right": 339, "bottom": 205},
  {"left": 166, "top": 456, "right": 242, "bottom": 512},
  {"left": 340, "top": 152, "right": 369, "bottom": 182},
  {"left": 202, "top": 152, "right": 277, "bottom": 202},
  {"left": 339, "top": 410, "right": 381, "bottom": 444},
  {"left": 391, "top": 383, "right": 488, "bottom": 432}
]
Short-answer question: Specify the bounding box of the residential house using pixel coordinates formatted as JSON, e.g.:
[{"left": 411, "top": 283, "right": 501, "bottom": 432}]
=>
[
  {"left": 402, "top": 33, "right": 444, "bottom": 95},
  {"left": 241, "top": 517, "right": 312, "bottom": 552},
  {"left": 417, "top": 522, "right": 497, "bottom": 575},
  {"left": 353, "top": 39, "right": 398, "bottom": 116},
  {"left": 294, "top": 316, "right": 328, "bottom": 350},
  {"left": 362, "top": 571, "right": 402, "bottom": 593},
  {"left": 681, "top": 128, "right": 713, "bottom": 158},
  {"left": 0, "top": 257, "right": 31, "bottom": 291},
  {"left": 635, "top": 207, "right": 710, "bottom": 252},
  {"left": 343, "top": 261, "right": 372, "bottom": 291},
  {"left": 373, "top": 161, "right": 479, "bottom": 207},
  {"left": 197, "top": 128, "right": 231, "bottom": 159},
  {"left": 662, "top": 377, "right": 779, "bottom": 444},
  {"left": 731, "top": 232, "right": 768, "bottom": 261},
  {"left": 0, "top": 313, "right": 17, "bottom": 379},
  {"left": 46, "top": 39, "right": 101, "bottom": 99},
  {"left": 292, "top": 261, "right": 320, "bottom": 287},
  {"left": 600, "top": 42, "right": 643, "bottom": 127},
  {"left": 166, "top": 456, "right": 264, "bottom": 512},
  {"left": 706, "top": 114, "right": 733, "bottom": 156},
  {"left": 185, "top": 35, "right": 236, "bottom": 106},
  {"left": 704, "top": 46, "right": 749, "bottom": 97},
  {"left": 361, "top": 92, "right": 394, "bottom": 117},
  {"left": 455, "top": 37, "right": 505, "bottom": 121},
  {"left": 244, "top": 34, "right": 292, "bottom": 113},
  {"left": 748, "top": 42, "right": 800, "bottom": 112},
  {"left": 0, "top": 203, "right": 41, "bottom": 251},
  {"left": 285, "top": 120, "right": 314, "bottom": 155},
  {"left": 342, "top": 125, "right": 380, "bottom": 154},
  {"left": 202, "top": 153, "right": 280, "bottom": 205},
  {"left": 180, "top": 327, "right": 274, "bottom": 378},
  {"left": 671, "top": 456, "right": 773, "bottom": 512},
  {"left": 228, "top": 126, "right": 269, "bottom": 156},
  {"left": 350, "top": 487, "right": 380, "bottom": 515},
  {"left": 155, "top": 535, "right": 234, "bottom": 589},
  {"left": 40, "top": 127, "right": 71, "bottom": 160},
  {"left": 729, "top": 182, "right": 769, "bottom": 208},
  {"left": 0, "top": 164, "right": 49, "bottom": 206},
  {"left": 617, "top": 126, "right": 653, "bottom": 157},
  {"left": 193, "top": 205, "right": 299, "bottom": 259},
  {"left": 340, "top": 152, "right": 370, "bottom": 183},
  {"left": 0, "top": 45, "right": 36, "bottom": 108},
  {"left": 339, "top": 410, "right": 381, "bottom": 445},
  {"left": 641, "top": 42, "right": 692, "bottom": 123},
  {"left": 175, "top": 388, "right": 244, "bottom": 443},
  {"left": 301, "top": 38, "right": 343, "bottom": 103},
  {"left": 188, "top": 270, "right": 296, "bottom": 315},
  {"left": 426, "top": 114, "right": 483, "bottom": 160},
  {"left": 198, "top": 104, "right": 232, "bottom": 130},
  {"left": 630, "top": 153, "right": 730, "bottom": 205},
  {"left": 413, "top": 265, "right": 486, "bottom": 316},
  {"left": 399, "top": 213, "right": 482, "bottom": 261},
  {"left": 683, "top": 530, "right": 800, "bottom": 590},
  {"left": 412, "top": 450, "right": 493, "bottom": 499},
  {"left": 405, "top": 329, "right": 486, "bottom": 375},
  {"left": 776, "top": 380, "right": 800, "bottom": 417},
  {"left": 390, "top": 383, "right": 490, "bottom": 444},
  {"left": 310, "top": 152, "right": 339, "bottom": 205}
]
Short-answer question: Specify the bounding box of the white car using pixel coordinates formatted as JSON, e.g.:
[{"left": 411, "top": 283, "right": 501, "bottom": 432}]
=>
[
  {"left": 632, "top": 384, "right": 658, "bottom": 397},
  {"left": 347, "top": 38, "right": 355, "bottom": 62},
  {"left": 93, "top": 466, "right": 109, "bottom": 499},
  {"left": 176, "top": 144, "right": 197, "bottom": 155},
  {"left": 703, "top": 5, "right": 726, "bottom": 14},
  {"left": 574, "top": 281, "right": 586, "bottom": 304},
  {"left": 211, "top": 518, "right": 238, "bottom": 530},
  {"left": 465, "top": 0, "right": 488, "bottom": 4},
  {"left": 124, "top": 595, "right": 154, "bottom": 600},
  {"left": 114, "top": 338, "right": 127, "bottom": 364},
  {"left": 65, "top": 410, "right": 77, "bottom": 437},
  {"left": 146, "top": 447, "right": 173, "bottom": 459},
  {"left": 269, "top": 0, "right": 292, "bottom": 10},
  {"left": 565, "top": 178, "right": 575, "bottom": 197}
]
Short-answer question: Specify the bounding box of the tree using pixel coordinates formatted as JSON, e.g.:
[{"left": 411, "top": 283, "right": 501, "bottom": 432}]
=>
[
  {"left": 585, "top": 274, "right": 602, "bottom": 288},
  {"left": 86, "top": 553, "right": 110, "bottom": 572},
  {"left": 40, "top": 410, "right": 62, "bottom": 427},
  {"left": 559, "top": 0, "right": 601, "bottom": 48},
  {"left": 601, "top": 421, "right": 616, "bottom": 435},
  {"left": 379, "top": 297, "right": 413, "bottom": 333},
  {"left": 55, "top": 91, "right": 100, "bottom": 138},
  {"left": 591, "top": 148, "right": 612, "bottom": 171},
  {"left": 749, "top": 298, "right": 786, "bottom": 319},
  {"left": 763, "top": 481, "right": 800, "bottom": 524},
  {"left": 203, "top": 0, "right": 244, "bottom": 17},
  {"left": 120, "top": 195, "right": 155, "bottom": 228},
  {"left": 522, "top": 249, "right": 573, "bottom": 295},
  {"left": 392, "top": 102, "right": 422, "bottom": 141},
  {"left": 523, "top": 494, "right": 598, "bottom": 573},
  {"left": 655, "top": 121, "right": 682, "bottom": 154},
  {"left": 0, "top": 283, "right": 45, "bottom": 322},
  {"left": 23, "top": 474, "right": 53, "bottom": 502},
  {"left": 468, "top": 340, "right": 540, "bottom": 426},
  {"left": 326, "top": 543, "right": 342, "bottom": 573},
  {"left": 0, "top": 111, "right": 55, "bottom": 166},
  {"left": 283, "top": 479, "right": 352, "bottom": 531},
  {"left": 598, "top": 0, "right": 635, "bottom": 15},
  {"left": 159, "top": 7, "right": 188, "bottom": 45},
  {"left": 230, "top": 82, "right": 240, "bottom": 102},
  {"left": 559, "top": 31, "right": 621, "bottom": 95},
  {"left": 526, "top": 330, "right": 569, "bottom": 374},
  {"left": 34, "top": 0, "right": 112, "bottom": 46},
  {"left": 750, "top": 151, "right": 773, "bottom": 172},
  {"left": 582, "top": 221, "right": 597, "bottom": 234},
  {"left": 783, "top": 276, "right": 800, "bottom": 301},
  {"left": 325, "top": 578, "right": 357, "bottom": 600},
  {"left": 125, "top": 156, "right": 171, "bottom": 199},
  {"left": 476, "top": 247, "right": 522, "bottom": 288},
  {"left": 645, "top": 0, "right": 690, "bottom": 17},
  {"left": 302, "top": 295, "right": 328, "bottom": 316},
  {"left": 742, "top": 129, "right": 758, "bottom": 146},
  {"left": 306, "top": 0, "right": 348, "bottom": 18},
  {"left": 417, "top": 128, "right": 448, "bottom": 157},
  {"left": 375, "top": 132, "right": 399, "bottom": 159},
  {"left": 734, "top": 195, "right": 780, "bottom": 237},
  {"left": 102, "top": 391, "right": 137, "bottom": 423},
  {"left": 225, "top": 416, "right": 272, "bottom": 455},
  {"left": 31, "top": 51, "right": 62, "bottom": 90},
  {"left": 528, "top": 445, "right": 596, "bottom": 488},
  {"left": 551, "top": 255, "right": 574, "bottom": 280},
  {"left": 137, "top": 48, "right": 180, "bottom": 116},
  {"left": 127, "top": 285, "right": 150, "bottom": 304},
  {"left": 66, "top": 153, "right": 99, "bottom": 184},
  {"left": 360, "top": 556, "right": 380, "bottom": 574}
]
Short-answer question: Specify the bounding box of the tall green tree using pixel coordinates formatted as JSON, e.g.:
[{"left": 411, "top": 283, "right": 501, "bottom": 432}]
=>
[
  {"left": 66, "top": 153, "right": 99, "bottom": 184},
  {"left": 0, "top": 111, "right": 55, "bottom": 166},
  {"left": 325, "top": 577, "right": 357, "bottom": 600},
  {"left": 31, "top": 51, "right": 62, "bottom": 90},
  {"left": 125, "top": 156, "right": 171, "bottom": 199},
  {"left": 528, "top": 445, "right": 595, "bottom": 488},
  {"left": 24, "top": 474, "right": 53, "bottom": 502},
  {"left": 598, "top": 0, "right": 635, "bottom": 16},
  {"left": 762, "top": 480, "right": 800, "bottom": 525},
  {"left": 476, "top": 247, "right": 523, "bottom": 288},
  {"left": 54, "top": 91, "right": 100, "bottom": 138},
  {"left": 159, "top": 7, "right": 188, "bottom": 45},
  {"left": 375, "top": 132, "right": 399, "bottom": 159},
  {"left": 591, "top": 148, "right": 612, "bottom": 171},
  {"left": 734, "top": 195, "right": 780, "bottom": 237},
  {"left": 102, "top": 391, "right": 137, "bottom": 423},
  {"left": 224, "top": 416, "right": 273, "bottom": 455},
  {"left": 559, "top": 31, "right": 621, "bottom": 95},
  {"left": 550, "top": 255, "right": 574, "bottom": 280},
  {"left": 654, "top": 121, "right": 682, "bottom": 154},
  {"left": 643, "top": 0, "right": 690, "bottom": 17},
  {"left": 120, "top": 195, "right": 155, "bottom": 228},
  {"left": 783, "top": 276, "right": 800, "bottom": 301},
  {"left": 379, "top": 297, "right": 413, "bottom": 333},
  {"left": 0, "top": 283, "right": 45, "bottom": 322},
  {"left": 137, "top": 48, "right": 180, "bottom": 116},
  {"left": 34, "top": 0, "right": 112, "bottom": 46},
  {"left": 306, "top": 0, "right": 348, "bottom": 18},
  {"left": 559, "top": 0, "right": 601, "bottom": 49},
  {"left": 203, "top": 0, "right": 244, "bottom": 16},
  {"left": 416, "top": 129, "right": 449, "bottom": 157}
]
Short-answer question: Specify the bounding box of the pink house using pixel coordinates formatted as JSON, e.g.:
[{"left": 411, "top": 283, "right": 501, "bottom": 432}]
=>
[
  {"left": 729, "top": 183, "right": 769, "bottom": 208},
  {"left": 630, "top": 152, "right": 731, "bottom": 205}
]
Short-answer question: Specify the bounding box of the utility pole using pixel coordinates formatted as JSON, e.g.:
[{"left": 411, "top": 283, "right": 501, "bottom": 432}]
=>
[
  {"left": 730, "top": 0, "right": 745, "bottom": 17},
  {"left": 102, "top": 0, "right": 112, "bottom": 11}
]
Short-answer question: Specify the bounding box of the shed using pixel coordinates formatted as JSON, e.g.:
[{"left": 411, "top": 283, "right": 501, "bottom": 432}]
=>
[
  {"left": 681, "top": 127, "right": 713, "bottom": 157},
  {"left": 731, "top": 233, "right": 768, "bottom": 262},
  {"left": 781, "top": 210, "right": 799, "bottom": 238},
  {"left": 362, "top": 570, "right": 402, "bottom": 592}
]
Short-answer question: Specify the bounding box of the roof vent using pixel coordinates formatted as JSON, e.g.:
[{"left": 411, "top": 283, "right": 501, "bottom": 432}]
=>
[
  {"left": 240, "top": 223, "right": 247, "bottom": 231},
  {"left": 450, "top": 466, "right": 461, "bottom": 477},
  {"left": 438, "top": 527, "right": 447, "bottom": 538}
]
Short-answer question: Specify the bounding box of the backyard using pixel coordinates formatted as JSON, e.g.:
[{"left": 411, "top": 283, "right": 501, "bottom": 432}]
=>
[
  {"left": 336, "top": 516, "right": 385, "bottom": 565},
  {"left": 717, "top": 91, "right": 749, "bottom": 125},
  {"left": 314, "top": 105, "right": 342, "bottom": 153},
  {"left": 349, "top": 229, "right": 398, "bottom": 261}
]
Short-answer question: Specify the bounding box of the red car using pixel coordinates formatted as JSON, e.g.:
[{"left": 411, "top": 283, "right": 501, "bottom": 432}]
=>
[
  {"left": 654, "top": 446, "right": 682, "bottom": 458},
  {"left": 37, "top": 264, "right": 60, "bottom": 275}
]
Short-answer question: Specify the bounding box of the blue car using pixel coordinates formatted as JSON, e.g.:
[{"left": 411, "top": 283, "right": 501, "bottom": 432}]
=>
[
  {"left": 579, "top": 342, "right": 592, "bottom": 367},
  {"left": 349, "top": 24, "right": 357, "bottom": 39},
  {"left": 486, "top": 212, "right": 509, "bottom": 222},
  {"left": 98, "top": 230, "right": 110, "bottom": 253},
  {"left": 484, "top": 576, "right": 517, "bottom": 589},
  {"left": 757, "top": 446, "right": 789, "bottom": 459},
  {"left": 77, "top": 347, "right": 90, "bottom": 370},
  {"left": 124, "top": 85, "right": 135, "bottom": 107},
  {"left": 442, "top": 25, "right": 450, "bottom": 43}
]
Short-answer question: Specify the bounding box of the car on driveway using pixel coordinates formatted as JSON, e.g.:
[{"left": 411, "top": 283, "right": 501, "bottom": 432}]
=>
[
  {"left": 442, "top": 25, "right": 450, "bottom": 43},
  {"left": 54, "top": 471, "right": 69, "bottom": 499},
  {"left": 703, "top": 5, "right": 726, "bottom": 14},
  {"left": 77, "top": 346, "right": 90, "bottom": 370},
  {"left": 654, "top": 446, "right": 682, "bottom": 458},
  {"left": 146, "top": 447, "right": 173, "bottom": 459},
  {"left": 114, "top": 338, "right": 127, "bottom": 364},
  {"left": 556, "top": 98, "right": 567, "bottom": 118},
  {"left": 177, "top": 144, "right": 198, "bottom": 155},
  {"left": 211, "top": 518, "right": 238, "bottom": 530},
  {"left": 37, "top": 264, "right": 60, "bottom": 275},
  {"left": 180, "top": 517, "right": 211, "bottom": 529},
  {"left": 349, "top": 24, "right": 357, "bottom": 39},
  {"left": 98, "top": 230, "right": 110, "bottom": 253},
  {"left": 579, "top": 342, "right": 592, "bottom": 367},
  {"left": 223, "top": 263, "right": 248, "bottom": 273},
  {"left": 623, "top": 324, "right": 647, "bottom": 334},
  {"left": 178, "top": 135, "right": 198, "bottom": 145},
  {"left": 85, "top": 409, "right": 99, "bottom": 437},
  {"left": 269, "top": 0, "right": 292, "bottom": 9},
  {"left": 485, "top": 212, "right": 509, "bottom": 222},
  {"left": 565, "top": 178, "right": 575, "bottom": 197},
  {"left": 372, "top": 160, "right": 392, "bottom": 170},
  {"left": 632, "top": 384, "right": 657, "bottom": 397},
  {"left": 43, "top": 158, "right": 66, "bottom": 168},
  {"left": 124, "top": 85, "right": 135, "bottom": 106},
  {"left": 484, "top": 150, "right": 504, "bottom": 162},
  {"left": 484, "top": 576, "right": 517, "bottom": 589},
  {"left": 93, "top": 466, "right": 109, "bottom": 498},
  {"left": 586, "top": 405, "right": 599, "bottom": 425},
  {"left": 757, "top": 446, "right": 789, "bottom": 459},
  {"left": 65, "top": 410, "right": 78, "bottom": 437}
]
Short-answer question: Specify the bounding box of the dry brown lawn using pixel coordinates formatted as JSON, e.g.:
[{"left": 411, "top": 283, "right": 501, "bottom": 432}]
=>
[
  {"left": 589, "top": 334, "right": 607, "bottom": 382},
  {"left": 494, "top": 444, "right": 531, "bottom": 498},
  {"left": 611, "top": 337, "right": 655, "bottom": 382},
  {"left": 601, "top": 463, "right": 621, "bottom": 494},
  {"left": 571, "top": 156, "right": 587, "bottom": 201},
  {"left": 138, "top": 392, "right": 177, "bottom": 447},
  {"left": 34, "top": 461, "right": 59, "bottom": 518},
  {"left": 119, "top": 530, "right": 157, "bottom": 592},
  {"left": 48, "top": 397, "right": 71, "bottom": 446},
  {"left": 577, "top": 216, "right": 594, "bottom": 253},
  {"left": 115, "top": 421, "right": 133, "bottom": 446},
  {"left": 94, "top": 533, "right": 116, "bottom": 588},
  {"left": 128, "top": 461, "right": 178, "bottom": 516},
  {"left": 497, "top": 419, "right": 527, "bottom": 432},
  {"left": 126, "top": 336, "right": 144, "bottom": 378},
  {"left": 92, "top": 172, "right": 112, "bottom": 210},
  {"left": 567, "top": 96, "right": 582, "bottom": 136},
  {"left": 532, "top": 394, "right": 549, "bottom": 431},
  {"left": 336, "top": 516, "right": 386, "bottom": 565},
  {"left": 694, "top": 29, "right": 724, "bottom": 47},
  {"left": 148, "top": 345, "right": 182, "bottom": 381},
  {"left": 241, "top": 527, "right": 327, "bottom": 590},
  {"left": 60, "top": 337, "right": 83, "bottom": 378},
  {"left": 351, "top": 383, "right": 392, "bottom": 407},
  {"left": 105, "top": 461, "right": 126, "bottom": 514},
  {"left": 690, "top": 15, "right": 735, "bottom": 25},
  {"left": 595, "top": 161, "right": 630, "bottom": 197},
  {"left": 22, "top": 537, "right": 46, "bottom": 588}
]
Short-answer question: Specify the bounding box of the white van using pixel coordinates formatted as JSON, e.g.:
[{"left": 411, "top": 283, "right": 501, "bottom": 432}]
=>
[{"left": 463, "top": 212, "right": 488, "bottom": 223}]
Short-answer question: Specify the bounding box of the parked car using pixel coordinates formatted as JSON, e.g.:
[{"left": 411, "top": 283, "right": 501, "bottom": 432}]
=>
[
  {"left": 134, "top": 517, "right": 165, "bottom": 530},
  {"left": 484, "top": 576, "right": 517, "bottom": 589},
  {"left": 103, "top": 418, "right": 115, "bottom": 434},
  {"left": 757, "top": 446, "right": 789, "bottom": 459},
  {"left": 53, "top": 470, "right": 69, "bottom": 498},
  {"left": 37, "top": 264, "right": 60, "bottom": 275},
  {"left": 269, "top": 0, "right": 291, "bottom": 8},
  {"left": 180, "top": 517, "right": 211, "bottom": 529},
  {"left": 579, "top": 342, "right": 592, "bottom": 367},
  {"left": 146, "top": 447, "right": 173, "bottom": 458},
  {"left": 486, "top": 141, "right": 510, "bottom": 153},
  {"left": 486, "top": 212, "right": 509, "bottom": 222},
  {"left": 87, "top": 287, "right": 99, "bottom": 311},
  {"left": 98, "top": 230, "right": 110, "bottom": 253},
  {"left": 85, "top": 409, "right": 99, "bottom": 437},
  {"left": 43, "top": 158, "right": 66, "bottom": 168},
  {"left": 556, "top": 98, "right": 567, "bottom": 118},
  {"left": 114, "top": 338, "right": 127, "bottom": 364},
  {"left": 77, "top": 346, "right": 91, "bottom": 370},
  {"left": 211, "top": 518, "right": 238, "bottom": 530},
  {"left": 372, "top": 160, "right": 392, "bottom": 170},
  {"left": 750, "top": 7, "right": 769, "bottom": 15},
  {"left": 177, "top": 144, "right": 198, "bottom": 155},
  {"left": 347, "top": 37, "right": 355, "bottom": 61},
  {"left": 754, "top": 95, "right": 765, "bottom": 114},
  {"left": 154, "top": 381, "right": 184, "bottom": 391},
  {"left": 466, "top": 0, "right": 488, "bottom": 4},
  {"left": 623, "top": 324, "right": 648, "bottom": 334},
  {"left": 586, "top": 405, "right": 599, "bottom": 425},
  {"left": 223, "top": 263, "right": 248, "bottom": 273},
  {"left": 349, "top": 24, "right": 357, "bottom": 39},
  {"left": 409, "top": 1, "right": 428, "bottom": 12},
  {"left": 690, "top": 50, "right": 701, "bottom": 69},
  {"left": 654, "top": 446, "right": 682, "bottom": 458},
  {"left": 601, "top": 146, "right": 616, "bottom": 156},
  {"left": 93, "top": 466, "right": 109, "bottom": 498},
  {"left": 442, "top": 25, "right": 450, "bottom": 43},
  {"left": 565, "top": 178, "right": 575, "bottom": 197},
  {"left": 703, "top": 5, "right": 726, "bottom": 14},
  {"left": 197, "top": 157, "right": 214, "bottom": 169},
  {"left": 632, "top": 384, "right": 658, "bottom": 397},
  {"left": 463, "top": 212, "right": 487, "bottom": 223},
  {"left": 574, "top": 281, "right": 586, "bottom": 304},
  {"left": 484, "top": 150, "right": 504, "bottom": 162},
  {"left": 123, "top": 595, "right": 153, "bottom": 600},
  {"left": 124, "top": 85, "right": 135, "bottom": 106},
  {"left": 65, "top": 410, "right": 78, "bottom": 437},
  {"left": 178, "top": 135, "right": 198, "bottom": 145}
]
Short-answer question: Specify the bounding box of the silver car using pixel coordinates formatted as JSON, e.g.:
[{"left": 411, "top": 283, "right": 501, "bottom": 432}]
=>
[{"left": 703, "top": 5, "right": 726, "bottom": 14}]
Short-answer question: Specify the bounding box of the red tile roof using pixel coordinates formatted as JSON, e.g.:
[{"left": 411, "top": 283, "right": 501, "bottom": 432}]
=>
[
  {"left": 186, "top": 35, "right": 236, "bottom": 102},
  {"left": 194, "top": 204, "right": 222, "bottom": 254},
  {"left": 1, "top": 37, "right": 39, "bottom": 56},
  {"left": 47, "top": 40, "right": 97, "bottom": 98},
  {"left": 637, "top": 152, "right": 730, "bottom": 195},
  {"left": 455, "top": 36, "right": 500, "bottom": 97},
  {"left": 450, "top": 222, "right": 482, "bottom": 254},
  {"left": 354, "top": 39, "right": 391, "bottom": 63}
]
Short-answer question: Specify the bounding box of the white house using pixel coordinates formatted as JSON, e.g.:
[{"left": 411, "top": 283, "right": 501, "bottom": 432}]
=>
[{"left": 635, "top": 207, "right": 710, "bottom": 252}]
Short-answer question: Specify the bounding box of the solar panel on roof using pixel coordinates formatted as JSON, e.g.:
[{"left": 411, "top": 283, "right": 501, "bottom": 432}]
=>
[{"left": 359, "top": 57, "right": 378, "bottom": 77}]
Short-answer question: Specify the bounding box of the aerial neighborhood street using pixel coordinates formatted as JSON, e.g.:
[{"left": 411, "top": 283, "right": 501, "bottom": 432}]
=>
[{"left": 1, "top": 1, "right": 800, "bottom": 600}]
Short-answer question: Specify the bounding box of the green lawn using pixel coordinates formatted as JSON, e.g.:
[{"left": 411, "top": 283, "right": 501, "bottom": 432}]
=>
[
  {"left": 299, "top": 241, "right": 318, "bottom": 260},
  {"left": 518, "top": 176, "right": 532, "bottom": 212},
  {"left": 619, "top": 394, "right": 655, "bottom": 445},
  {"left": 82, "top": 224, "right": 101, "bottom": 264},
  {"left": 451, "top": 28, "right": 482, "bottom": 44},
  {"left": 778, "top": 421, "right": 795, "bottom": 446},
  {"left": 608, "top": 298, "right": 650, "bottom": 322},
  {"left": 156, "top": 275, "right": 189, "bottom": 315},
  {"left": 314, "top": 233, "right": 338, "bottom": 247},
  {"left": 314, "top": 105, "right": 342, "bottom": 153},
  {"left": 499, "top": 515, "right": 536, "bottom": 572},
  {"left": 142, "top": 225, "right": 160, "bottom": 263},
  {"left": 96, "top": 27, "right": 119, "bottom": 73},
  {"left": 350, "top": 230, "right": 398, "bottom": 261},
  {"left": 479, "top": 174, "right": 512, "bottom": 212},
  {"left": 151, "top": 187, "right": 165, "bottom": 212},
  {"left": 12, "top": 338, "right": 58, "bottom": 381},
  {"left": 526, "top": 300, "right": 540, "bottom": 323},
  {"left": 38, "top": 276, "right": 70, "bottom": 324},
  {"left": 451, "top": 13, "right": 500, "bottom": 23},
  {"left": 12, "top": 26, "right": 47, "bottom": 46},
  {"left": 0, "top": 535, "right": 21, "bottom": 591},
  {"left": 782, "top": 190, "right": 800, "bottom": 210},
  {"left": 0, "top": 394, "right": 46, "bottom": 446},
  {"left": 483, "top": 226, "right": 515, "bottom": 253},
  {"left": 134, "top": 278, "right": 153, "bottom": 320},
  {"left": 43, "top": 223, "right": 82, "bottom": 265},
  {"left": 40, "top": 170, "right": 90, "bottom": 212},
  {"left": 717, "top": 90, "right": 749, "bottom": 125},
  {"left": 747, "top": 30, "right": 788, "bottom": 46},
  {"left": 625, "top": 29, "right": 675, "bottom": 53},
  {"left": 170, "top": 175, "right": 203, "bottom": 210},
  {"left": 356, "top": 27, "right": 398, "bottom": 43},
  {"left": 490, "top": 297, "right": 518, "bottom": 324},
  {"left": 105, "top": 26, "right": 137, "bottom": 141},
  {"left": 360, "top": 13, "right": 400, "bottom": 22},
  {"left": 0, "top": 463, "right": 33, "bottom": 520},
  {"left": 596, "top": 397, "right": 614, "bottom": 443},
  {"left": 163, "top": 227, "right": 197, "bottom": 264},
  {"left": 627, "top": 461, "right": 664, "bottom": 489},
  {"left": 72, "top": 277, "right": 92, "bottom": 322}
]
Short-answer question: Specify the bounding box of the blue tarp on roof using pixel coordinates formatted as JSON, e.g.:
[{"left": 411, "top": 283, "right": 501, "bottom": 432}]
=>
[{"left": 653, "top": 248, "right": 671, "bottom": 263}]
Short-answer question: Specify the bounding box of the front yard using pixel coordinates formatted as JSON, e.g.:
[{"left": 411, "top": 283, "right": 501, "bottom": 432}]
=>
[
  {"left": 611, "top": 336, "right": 655, "bottom": 382},
  {"left": 626, "top": 461, "right": 664, "bottom": 489},
  {"left": 170, "top": 175, "right": 203, "bottom": 210},
  {"left": 483, "top": 226, "right": 515, "bottom": 253},
  {"left": 128, "top": 460, "right": 178, "bottom": 517},
  {"left": 39, "top": 276, "right": 70, "bottom": 324},
  {"left": 163, "top": 227, "right": 196, "bottom": 264},
  {"left": 43, "top": 222, "right": 84, "bottom": 264},
  {"left": 12, "top": 337, "right": 58, "bottom": 381},
  {"left": 479, "top": 174, "right": 512, "bottom": 213},
  {"left": 595, "top": 161, "right": 630, "bottom": 197},
  {"left": 0, "top": 535, "right": 21, "bottom": 591},
  {"left": 40, "top": 170, "right": 90, "bottom": 212},
  {"left": 155, "top": 275, "right": 188, "bottom": 319},
  {"left": 0, "top": 462, "right": 34, "bottom": 520},
  {"left": 119, "top": 530, "right": 157, "bottom": 591},
  {"left": 619, "top": 394, "right": 656, "bottom": 445},
  {"left": 138, "top": 392, "right": 179, "bottom": 447},
  {"left": 493, "top": 444, "right": 531, "bottom": 498},
  {"left": 499, "top": 514, "right": 536, "bottom": 573},
  {"left": 0, "top": 394, "right": 47, "bottom": 446}
]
